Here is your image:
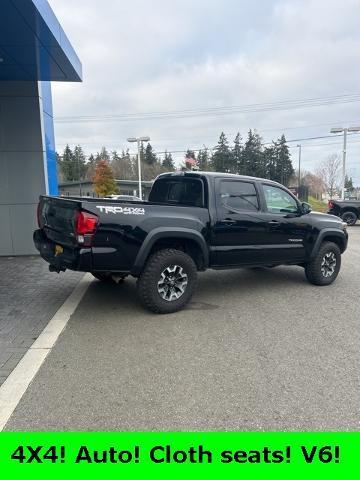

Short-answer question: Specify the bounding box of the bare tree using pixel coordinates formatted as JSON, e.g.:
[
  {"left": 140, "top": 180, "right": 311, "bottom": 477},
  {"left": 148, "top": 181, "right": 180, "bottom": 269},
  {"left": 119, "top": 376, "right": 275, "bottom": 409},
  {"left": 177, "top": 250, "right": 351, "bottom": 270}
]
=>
[
  {"left": 316, "top": 154, "right": 341, "bottom": 198},
  {"left": 111, "top": 150, "right": 136, "bottom": 180},
  {"left": 302, "top": 171, "right": 325, "bottom": 199}
]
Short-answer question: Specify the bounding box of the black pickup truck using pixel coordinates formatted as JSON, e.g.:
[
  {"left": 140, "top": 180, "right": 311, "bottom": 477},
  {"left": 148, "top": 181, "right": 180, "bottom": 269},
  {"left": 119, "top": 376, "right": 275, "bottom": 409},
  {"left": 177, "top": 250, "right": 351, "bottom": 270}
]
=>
[
  {"left": 34, "top": 172, "right": 348, "bottom": 313},
  {"left": 328, "top": 199, "right": 360, "bottom": 226}
]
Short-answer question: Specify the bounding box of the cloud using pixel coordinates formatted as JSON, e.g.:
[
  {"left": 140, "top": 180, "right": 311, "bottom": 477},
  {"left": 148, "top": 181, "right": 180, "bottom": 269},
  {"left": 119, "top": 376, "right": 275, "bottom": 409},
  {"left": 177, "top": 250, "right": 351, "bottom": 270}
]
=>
[{"left": 49, "top": 0, "right": 360, "bottom": 182}]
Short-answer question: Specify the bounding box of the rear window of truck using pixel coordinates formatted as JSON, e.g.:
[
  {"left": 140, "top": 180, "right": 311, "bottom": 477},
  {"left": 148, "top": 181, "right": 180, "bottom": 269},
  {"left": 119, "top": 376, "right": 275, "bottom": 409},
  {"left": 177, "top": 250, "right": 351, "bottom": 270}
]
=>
[{"left": 149, "top": 178, "right": 205, "bottom": 207}]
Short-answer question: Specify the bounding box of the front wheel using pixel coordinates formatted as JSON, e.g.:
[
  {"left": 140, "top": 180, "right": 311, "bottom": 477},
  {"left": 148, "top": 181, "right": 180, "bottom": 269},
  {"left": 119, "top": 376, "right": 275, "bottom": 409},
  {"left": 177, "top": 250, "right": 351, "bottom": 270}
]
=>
[
  {"left": 305, "top": 242, "right": 341, "bottom": 286},
  {"left": 137, "top": 249, "right": 198, "bottom": 314},
  {"left": 342, "top": 211, "right": 357, "bottom": 226}
]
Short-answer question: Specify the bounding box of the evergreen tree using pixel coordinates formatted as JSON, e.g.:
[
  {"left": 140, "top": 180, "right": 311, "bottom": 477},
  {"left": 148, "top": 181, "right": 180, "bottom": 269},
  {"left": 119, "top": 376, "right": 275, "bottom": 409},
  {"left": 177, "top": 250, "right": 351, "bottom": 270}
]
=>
[
  {"left": 56, "top": 152, "right": 64, "bottom": 182},
  {"left": 92, "top": 159, "right": 117, "bottom": 197},
  {"left": 139, "top": 142, "right": 146, "bottom": 164},
  {"left": 73, "top": 145, "right": 87, "bottom": 180},
  {"left": 264, "top": 143, "right": 277, "bottom": 180},
  {"left": 274, "top": 134, "right": 294, "bottom": 186},
  {"left": 59, "top": 144, "right": 77, "bottom": 181},
  {"left": 232, "top": 133, "right": 243, "bottom": 174},
  {"left": 162, "top": 150, "right": 175, "bottom": 170},
  {"left": 345, "top": 175, "right": 354, "bottom": 191},
  {"left": 197, "top": 148, "right": 211, "bottom": 171},
  {"left": 96, "top": 146, "right": 110, "bottom": 162},
  {"left": 144, "top": 143, "right": 157, "bottom": 165},
  {"left": 85, "top": 153, "right": 97, "bottom": 180},
  {"left": 210, "top": 132, "right": 233, "bottom": 172},
  {"left": 110, "top": 150, "right": 122, "bottom": 179},
  {"left": 124, "top": 149, "right": 136, "bottom": 179},
  {"left": 242, "top": 130, "right": 264, "bottom": 177}
]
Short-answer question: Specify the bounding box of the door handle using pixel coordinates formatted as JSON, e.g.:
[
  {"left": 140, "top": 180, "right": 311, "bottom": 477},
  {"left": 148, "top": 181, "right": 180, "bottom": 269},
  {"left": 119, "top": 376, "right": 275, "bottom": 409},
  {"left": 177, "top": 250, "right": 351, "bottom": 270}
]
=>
[
  {"left": 223, "top": 219, "right": 237, "bottom": 225},
  {"left": 269, "top": 220, "right": 281, "bottom": 230}
]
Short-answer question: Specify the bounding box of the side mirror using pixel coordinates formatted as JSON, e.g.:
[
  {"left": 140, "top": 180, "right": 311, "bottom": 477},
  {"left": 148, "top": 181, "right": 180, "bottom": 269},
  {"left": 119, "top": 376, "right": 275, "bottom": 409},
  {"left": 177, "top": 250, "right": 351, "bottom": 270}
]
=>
[{"left": 301, "top": 202, "right": 312, "bottom": 214}]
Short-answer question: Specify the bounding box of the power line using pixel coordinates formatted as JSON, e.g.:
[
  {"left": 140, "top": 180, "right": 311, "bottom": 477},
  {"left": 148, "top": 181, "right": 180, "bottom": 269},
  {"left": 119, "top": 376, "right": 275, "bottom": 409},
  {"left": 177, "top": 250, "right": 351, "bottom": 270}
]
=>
[
  {"left": 55, "top": 132, "right": 360, "bottom": 158},
  {"left": 291, "top": 138, "right": 360, "bottom": 149},
  {"left": 56, "top": 132, "right": 360, "bottom": 149},
  {"left": 54, "top": 94, "right": 360, "bottom": 124},
  {"left": 55, "top": 117, "right": 360, "bottom": 146}
]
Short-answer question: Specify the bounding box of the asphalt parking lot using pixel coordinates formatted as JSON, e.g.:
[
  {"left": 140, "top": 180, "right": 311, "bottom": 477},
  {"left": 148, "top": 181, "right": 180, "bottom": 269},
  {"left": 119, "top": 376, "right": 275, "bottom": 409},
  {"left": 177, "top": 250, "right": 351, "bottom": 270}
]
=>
[{"left": 4, "top": 227, "right": 360, "bottom": 431}]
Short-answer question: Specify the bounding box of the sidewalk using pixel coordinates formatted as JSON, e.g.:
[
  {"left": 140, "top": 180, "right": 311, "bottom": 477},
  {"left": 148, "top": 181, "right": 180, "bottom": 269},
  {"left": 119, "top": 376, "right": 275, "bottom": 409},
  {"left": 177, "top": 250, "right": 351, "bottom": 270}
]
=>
[{"left": 0, "top": 256, "right": 83, "bottom": 386}]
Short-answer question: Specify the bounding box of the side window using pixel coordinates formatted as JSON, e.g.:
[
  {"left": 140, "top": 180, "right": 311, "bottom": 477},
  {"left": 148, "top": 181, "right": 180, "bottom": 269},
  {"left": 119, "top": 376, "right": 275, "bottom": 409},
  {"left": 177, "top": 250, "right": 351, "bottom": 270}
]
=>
[
  {"left": 149, "top": 179, "right": 204, "bottom": 207},
  {"left": 219, "top": 180, "right": 259, "bottom": 212},
  {"left": 262, "top": 184, "right": 298, "bottom": 214}
]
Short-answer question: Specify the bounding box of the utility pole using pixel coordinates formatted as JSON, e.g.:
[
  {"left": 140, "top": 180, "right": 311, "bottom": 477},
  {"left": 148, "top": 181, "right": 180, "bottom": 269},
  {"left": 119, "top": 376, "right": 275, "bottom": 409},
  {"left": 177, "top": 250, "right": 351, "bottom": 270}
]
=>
[
  {"left": 342, "top": 129, "right": 347, "bottom": 200},
  {"left": 330, "top": 126, "right": 360, "bottom": 199},
  {"left": 297, "top": 144, "right": 301, "bottom": 197}
]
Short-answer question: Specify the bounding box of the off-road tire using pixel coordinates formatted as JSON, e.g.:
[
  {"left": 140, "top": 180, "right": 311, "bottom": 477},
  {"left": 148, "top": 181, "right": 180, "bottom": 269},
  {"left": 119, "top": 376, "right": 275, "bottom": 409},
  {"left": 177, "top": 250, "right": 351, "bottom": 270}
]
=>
[
  {"left": 342, "top": 211, "right": 357, "bottom": 226},
  {"left": 305, "top": 241, "right": 341, "bottom": 286},
  {"left": 137, "top": 249, "right": 198, "bottom": 314}
]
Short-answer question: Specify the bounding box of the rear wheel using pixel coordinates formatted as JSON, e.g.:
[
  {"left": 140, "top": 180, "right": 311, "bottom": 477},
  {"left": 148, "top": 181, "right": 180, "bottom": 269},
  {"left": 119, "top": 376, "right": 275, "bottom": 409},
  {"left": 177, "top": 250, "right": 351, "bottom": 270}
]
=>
[
  {"left": 342, "top": 211, "right": 357, "bottom": 226},
  {"left": 305, "top": 242, "right": 341, "bottom": 286},
  {"left": 137, "top": 248, "right": 198, "bottom": 314}
]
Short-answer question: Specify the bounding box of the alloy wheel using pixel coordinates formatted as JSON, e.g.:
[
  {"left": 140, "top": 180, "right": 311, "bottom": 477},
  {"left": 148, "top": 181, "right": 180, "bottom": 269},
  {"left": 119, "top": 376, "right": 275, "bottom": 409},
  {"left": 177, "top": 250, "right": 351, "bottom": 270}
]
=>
[
  {"left": 321, "top": 252, "right": 337, "bottom": 278},
  {"left": 157, "top": 265, "right": 188, "bottom": 301},
  {"left": 343, "top": 213, "right": 355, "bottom": 225}
]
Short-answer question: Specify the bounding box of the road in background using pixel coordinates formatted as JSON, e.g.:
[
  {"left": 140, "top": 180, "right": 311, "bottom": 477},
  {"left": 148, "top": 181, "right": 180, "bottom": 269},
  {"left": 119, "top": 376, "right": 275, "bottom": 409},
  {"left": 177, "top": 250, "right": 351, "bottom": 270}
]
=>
[{"left": 5, "top": 228, "right": 360, "bottom": 431}]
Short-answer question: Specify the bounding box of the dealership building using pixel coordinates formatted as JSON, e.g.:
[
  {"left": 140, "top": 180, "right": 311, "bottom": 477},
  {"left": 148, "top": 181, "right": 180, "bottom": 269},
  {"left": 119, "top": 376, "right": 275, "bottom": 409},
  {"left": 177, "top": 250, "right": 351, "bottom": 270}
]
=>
[{"left": 0, "top": 0, "right": 82, "bottom": 256}]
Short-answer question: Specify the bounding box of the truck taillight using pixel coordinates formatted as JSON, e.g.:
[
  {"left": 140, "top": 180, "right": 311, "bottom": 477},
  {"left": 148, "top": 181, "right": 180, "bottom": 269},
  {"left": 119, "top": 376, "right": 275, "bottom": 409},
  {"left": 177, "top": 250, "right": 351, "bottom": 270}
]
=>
[
  {"left": 328, "top": 200, "right": 335, "bottom": 209},
  {"left": 75, "top": 211, "right": 99, "bottom": 245}
]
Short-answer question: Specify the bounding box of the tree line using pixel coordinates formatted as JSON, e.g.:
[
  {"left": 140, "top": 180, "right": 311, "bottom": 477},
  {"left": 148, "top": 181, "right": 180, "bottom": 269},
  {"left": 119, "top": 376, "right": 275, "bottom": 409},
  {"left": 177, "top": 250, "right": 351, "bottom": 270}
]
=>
[
  {"left": 57, "top": 130, "right": 295, "bottom": 190},
  {"left": 195, "top": 130, "right": 294, "bottom": 185},
  {"left": 57, "top": 143, "right": 176, "bottom": 183}
]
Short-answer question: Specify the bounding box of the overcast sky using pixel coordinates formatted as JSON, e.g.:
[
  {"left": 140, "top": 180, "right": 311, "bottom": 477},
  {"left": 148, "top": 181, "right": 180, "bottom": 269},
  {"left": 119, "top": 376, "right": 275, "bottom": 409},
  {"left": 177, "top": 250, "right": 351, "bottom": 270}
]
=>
[{"left": 49, "top": 0, "right": 360, "bottom": 183}]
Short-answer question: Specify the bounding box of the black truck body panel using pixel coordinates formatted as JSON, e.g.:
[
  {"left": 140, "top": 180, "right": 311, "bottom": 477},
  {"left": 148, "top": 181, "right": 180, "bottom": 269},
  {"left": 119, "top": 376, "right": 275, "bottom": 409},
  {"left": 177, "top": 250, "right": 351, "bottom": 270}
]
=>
[
  {"left": 34, "top": 172, "right": 348, "bottom": 276},
  {"left": 328, "top": 199, "right": 360, "bottom": 219}
]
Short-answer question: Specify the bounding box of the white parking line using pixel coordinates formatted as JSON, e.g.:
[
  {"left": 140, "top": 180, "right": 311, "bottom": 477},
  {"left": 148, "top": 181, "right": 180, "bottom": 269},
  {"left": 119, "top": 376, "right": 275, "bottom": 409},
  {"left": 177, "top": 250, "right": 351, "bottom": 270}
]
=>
[{"left": 0, "top": 273, "right": 92, "bottom": 431}]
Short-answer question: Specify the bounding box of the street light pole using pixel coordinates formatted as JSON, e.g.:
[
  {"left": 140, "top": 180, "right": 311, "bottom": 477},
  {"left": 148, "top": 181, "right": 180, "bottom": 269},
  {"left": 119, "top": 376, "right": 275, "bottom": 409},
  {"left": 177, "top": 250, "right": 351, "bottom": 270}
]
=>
[
  {"left": 341, "top": 129, "right": 347, "bottom": 200},
  {"left": 297, "top": 144, "right": 301, "bottom": 197},
  {"left": 137, "top": 139, "right": 142, "bottom": 199},
  {"left": 127, "top": 136, "right": 150, "bottom": 199},
  {"left": 330, "top": 126, "right": 360, "bottom": 200}
]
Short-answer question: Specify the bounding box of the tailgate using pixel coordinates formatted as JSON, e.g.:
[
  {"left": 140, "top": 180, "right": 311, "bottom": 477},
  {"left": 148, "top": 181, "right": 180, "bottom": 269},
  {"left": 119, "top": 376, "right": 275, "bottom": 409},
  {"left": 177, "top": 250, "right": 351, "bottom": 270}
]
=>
[{"left": 38, "top": 196, "right": 81, "bottom": 247}]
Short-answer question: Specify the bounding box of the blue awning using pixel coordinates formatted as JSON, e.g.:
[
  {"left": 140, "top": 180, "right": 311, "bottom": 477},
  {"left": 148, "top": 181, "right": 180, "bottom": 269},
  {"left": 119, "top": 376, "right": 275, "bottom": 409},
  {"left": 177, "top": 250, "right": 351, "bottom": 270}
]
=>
[{"left": 0, "top": 0, "right": 82, "bottom": 81}]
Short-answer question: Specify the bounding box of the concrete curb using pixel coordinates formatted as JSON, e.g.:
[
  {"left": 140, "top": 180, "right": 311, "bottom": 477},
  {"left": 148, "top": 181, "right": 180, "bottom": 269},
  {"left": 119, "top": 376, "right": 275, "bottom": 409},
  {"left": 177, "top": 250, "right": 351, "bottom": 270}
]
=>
[{"left": 0, "top": 273, "right": 92, "bottom": 431}]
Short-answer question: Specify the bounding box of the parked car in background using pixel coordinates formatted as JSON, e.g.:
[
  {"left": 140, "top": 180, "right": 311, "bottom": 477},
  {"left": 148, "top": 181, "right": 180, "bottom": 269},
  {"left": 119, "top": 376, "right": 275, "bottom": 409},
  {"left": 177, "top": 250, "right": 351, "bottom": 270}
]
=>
[{"left": 328, "top": 199, "right": 360, "bottom": 226}]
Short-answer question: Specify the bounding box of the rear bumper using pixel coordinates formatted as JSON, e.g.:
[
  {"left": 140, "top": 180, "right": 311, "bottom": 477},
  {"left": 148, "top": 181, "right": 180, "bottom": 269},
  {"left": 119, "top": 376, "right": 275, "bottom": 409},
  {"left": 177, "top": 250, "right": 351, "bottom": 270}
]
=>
[{"left": 33, "top": 230, "right": 92, "bottom": 272}]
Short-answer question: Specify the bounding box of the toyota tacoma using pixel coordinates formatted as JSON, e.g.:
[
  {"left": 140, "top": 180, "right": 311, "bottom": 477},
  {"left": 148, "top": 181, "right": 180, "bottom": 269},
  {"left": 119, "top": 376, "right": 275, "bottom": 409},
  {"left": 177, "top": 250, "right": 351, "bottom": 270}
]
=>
[{"left": 34, "top": 172, "right": 348, "bottom": 314}]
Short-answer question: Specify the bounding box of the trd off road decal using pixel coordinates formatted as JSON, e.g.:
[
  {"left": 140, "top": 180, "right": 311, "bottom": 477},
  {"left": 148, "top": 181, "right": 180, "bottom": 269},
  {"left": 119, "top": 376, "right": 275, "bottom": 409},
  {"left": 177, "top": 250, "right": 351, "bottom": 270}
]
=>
[{"left": 96, "top": 205, "right": 145, "bottom": 215}]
